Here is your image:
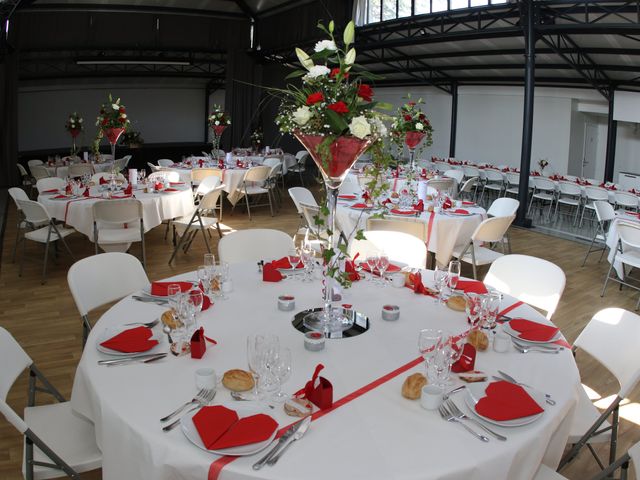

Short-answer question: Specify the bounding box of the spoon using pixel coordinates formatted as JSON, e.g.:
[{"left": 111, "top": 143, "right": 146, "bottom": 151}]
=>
[{"left": 163, "top": 325, "right": 179, "bottom": 356}]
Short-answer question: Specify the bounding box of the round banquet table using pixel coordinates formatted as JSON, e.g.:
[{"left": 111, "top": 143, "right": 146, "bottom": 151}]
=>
[
  {"left": 71, "top": 263, "right": 580, "bottom": 480},
  {"left": 38, "top": 185, "right": 194, "bottom": 239}
]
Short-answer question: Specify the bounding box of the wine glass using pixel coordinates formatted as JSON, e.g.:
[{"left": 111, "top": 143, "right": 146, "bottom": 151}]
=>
[
  {"left": 439, "top": 332, "right": 467, "bottom": 386},
  {"left": 465, "top": 293, "right": 485, "bottom": 329},
  {"left": 377, "top": 254, "right": 390, "bottom": 286},
  {"left": 366, "top": 254, "right": 379, "bottom": 283},
  {"left": 287, "top": 249, "right": 301, "bottom": 279},
  {"left": 447, "top": 260, "right": 460, "bottom": 295},
  {"left": 418, "top": 329, "right": 443, "bottom": 382},
  {"left": 204, "top": 253, "right": 215, "bottom": 272},
  {"left": 271, "top": 348, "right": 292, "bottom": 402},
  {"left": 301, "top": 247, "right": 315, "bottom": 282},
  {"left": 433, "top": 266, "right": 448, "bottom": 304},
  {"left": 483, "top": 291, "right": 502, "bottom": 331},
  {"left": 197, "top": 266, "right": 211, "bottom": 297}
]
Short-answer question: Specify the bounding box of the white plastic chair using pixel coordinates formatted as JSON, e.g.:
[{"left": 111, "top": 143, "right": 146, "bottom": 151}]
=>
[
  {"left": 157, "top": 159, "right": 175, "bottom": 167},
  {"left": 234, "top": 165, "right": 273, "bottom": 220},
  {"left": 15, "top": 199, "right": 75, "bottom": 284},
  {"left": 451, "top": 215, "right": 515, "bottom": 279},
  {"left": 479, "top": 169, "right": 505, "bottom": 206},
  {"left": 67, "top": 163, "right": 93, "bottom": 178},
  {"left": 504, "top": 172, "right": 520, "bottom": 198},
  {"left": 558, "top": 308, "right": 640, "bottom": 472},
  {"left": 487, "top": 197, "right": 519, "bottom": 217},
  {"left": 17, "top": 163, "right": 36, "bottom": 197},
  {"left": 263, "top": 158, "right": 283, "bottom": 208},
  {"left": 462, "top": 165, "right": 480, "bottom": 180},
  {"left": 443, "top": 169, "right": 464, "bottom": 185},
  {"left": 554, "top": 181, "right": 583, "bottom": 225},
  {"left": 582, "top": 201, "right": 616, "bottom": 266},
  {"left": 67, "top": 252, "right": 149, "bottom": 345},
  {"left": 9, "top": 188, "right": 48, "bottom": 264},
  {"left": 614, "top": 191, "right": 639, "bottom": 212},
  {"left": 601, "top": 221, "right": 640, "bottom": 309},
  {"left": 349, "top": 230, "right": 427, "bottom": 269},
  {"left": 30, "top": 165, "right": 52, "bottom": 181},
  {"left": 218, "top": 229, "right": 294, "bottom": 263},
  {"left": 580, "top": 186, "right": 610, "bottom": 228},
  {"left": 484, "top": 254, "right": 566, "bottom": 319},
  {"left": 299, "top": 202, "right": 333, "bottom": 245},
  {"left": 92, "top": 199, "right": 145, "bottom": 267},
  {"left": 169, "top": 187, "right": 224, "bottom": 264},
  {"left": 0, "top": 327, "right": 102, "bottom": 480},
  {"left": 459, "top": 177, "right": 479, "bottom": 202},
  {"left": 288, "top": 151, "right": 309, "bottom": 186},
  {"left": 36, "top": 178, "right": 66, "bottom": 195},
  {"left": 527, "top": 177, "right": 556, "bottom": 222},
  {"left": 191, "top": 168, "right": 223, "bottom": 185},
  {"left": 288, "top": 187, "right": 318, "bottom": 235},
  {"left": 27, "top": 159, "right": 44, "bottom": 171},
  {"left": 427, "top": 177, "right": 456, "bottom": 198}
]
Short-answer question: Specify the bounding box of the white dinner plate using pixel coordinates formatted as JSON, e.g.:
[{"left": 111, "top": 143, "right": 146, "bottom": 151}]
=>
[
  {"left": 442, "top": 210, "right": 474, "bottom": 217},
  {"left": 50, "top": 195, "right": 78, "bottom": 201},
  {"left": 95, "top": 325, "right": 164, "bottom": 357},
  {"left": 181, "top": 402, "right": 278, "bottom": 456},
  {"left": 502, "top": 322, "right": 561, "bottom": 344},
  {"left": 464, "top": 381, "right": 545, "bottom": 427}
]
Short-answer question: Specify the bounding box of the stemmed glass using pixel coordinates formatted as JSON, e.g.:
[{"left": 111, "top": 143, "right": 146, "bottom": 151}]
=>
[
  {"left": 270, "top": 348, "right": 292, "bottom": 403},
  {"left": 483, "top": 291, "right": 502, "bottom": 331},
  {"left": 300, "top": 247, "right": 315, "bottom": 282},
  {"left": 188, "top": 289, "right": 204, "bottom": 315},
  {"left": 378, "top": 254, "right": 390, "bottom": 286},
  {"left": 418, "top": 329, "right": 443, "bottom": 384},
  {"left": 433, "top": 266, "right": 448, "bottom": 304},
  {"left": 197, "top": 266, "right": 211, "bottom": 297},
  {"left": 439, "top": 331, "right": 467, "bottom": 386},
  {"left": 447, "top": 260, "right": 460, "bottom": 296},
  {"left": 465, "top": 293, "right": 485, "bottom": 329},
  {"left": 287, "top": 249, "right": 301, "bottom": 280},
  {"left": 366, "top": 254, "right": 378, "bottom": 283}
]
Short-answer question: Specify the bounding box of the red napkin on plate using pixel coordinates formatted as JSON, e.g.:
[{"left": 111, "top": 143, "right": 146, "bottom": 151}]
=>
[
  {"left": 210, "top": 414, "right": 278, "bottom": 450},
  {"left": 442, "top": 197, "right": 453, "bottom": 209},
  {"left": 475, "top": 381, "right": 544, "bottom": 421},
  {"left": 170, "top": 182, "right": 184, "bottom": 186},
  {"left": 345, "top": 260, "right": 360, "bottom": 281},
  {"left": 53, "top": 194, "right": 68, "bottom": 199},
  {"left": 338, "top": 194, "right": 357, "bottom": 200},
  {"left": 262, "top": 263, "right": 283, "bottom": 282},
  {"left": 462, "top": 201, "right": 474, "bottom": 206},
  {"left": 413, "top": 199, "right": 424, "bottom": 213},
  {"left": 452, "top": 209, "right": 470, "bottom": 215},
  {"left": 100, "top": 326, "right": 158, "bottom": 353},
  {"left": 456, "top": 280, "right": 488, "bottom": 294},
  {"left": 390, "top": 209, "right": 415, "bottom": 215},
  {"left": 271, "top": 257, "right": 303, "bottom": 269},
  {"left": 192, "top": 406, "right": 239, "bottom": 449},
  {"left": 351, "top": 203, "right": 369, "bottom": 209},
  {"left": 42, "top": 189, "right": 59, "bottom": 194},
  {"left": 510, "top": 319, "right": 559, "bottom": 342},
  {"left": 99, "top": 177, "right": 108, "bottom": 185},
  {"left": 451, "top": 343, "right": 476, "bottom": 373},
  {"left": 150, "top": 281, "right": 193, "bottom": 296},
  {"left": 123, "top": 184, "right": 133, "bottom": 195},
  {"left": 111, "top": 194, "right": 132, "bottom": 199},
  {"left": 164, "top": 188, "right": 179, "bottom": 192}
]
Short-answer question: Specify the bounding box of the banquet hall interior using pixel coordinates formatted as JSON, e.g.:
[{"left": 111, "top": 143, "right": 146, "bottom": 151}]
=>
[{"left": 3, "top": 0, "right": 640, "bottom": 479}]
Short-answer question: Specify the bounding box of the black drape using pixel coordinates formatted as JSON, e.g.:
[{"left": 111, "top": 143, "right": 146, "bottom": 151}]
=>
[{"left": 0, "top": 33, "right": 19, "bottom": 187}]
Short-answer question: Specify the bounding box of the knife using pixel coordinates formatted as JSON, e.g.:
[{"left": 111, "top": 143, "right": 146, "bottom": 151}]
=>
[
  {"left": 98, "top": 353, "right": 167, "bottom": 366},
  {"left": 267, "top": 416, "right": 311, "bottom": 466},
  {"left": 511, "top": 338, "right": 560, "bottom": 351},
  {"left": 252, "top": 417, "right": 306, "bottom": 470},
  {"left": 496, "top": 370, "right": 556, "bottom": 406}
]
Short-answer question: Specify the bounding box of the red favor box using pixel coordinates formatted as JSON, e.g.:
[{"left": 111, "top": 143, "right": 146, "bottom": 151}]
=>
[
  {"left": 191, "top": 327, "right": 207, "bottom": 359},
  {"left": 304, "top": 364, "right": 333, "bottom": 410}
]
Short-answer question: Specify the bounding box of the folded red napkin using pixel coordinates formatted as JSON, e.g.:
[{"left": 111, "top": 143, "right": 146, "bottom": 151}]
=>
[
  {"left": 53, "top": 194, "right": 68, "bottom": 199},
  {"left": 111, "top": 194, "right": 132, "bottom": 199},
  {"left": 407, "top": 272, "right": 434, "bottom": 296},
  {"left": 150, "top": 281, "right": 193, "bottom": 296},
  {"left": 452, "top": 209, "right": 470, "bottom": 215},
  {"left": 510, "top": 319, "right": 559, "bottom": 342},
  {"left": 99, "top": 177, "right": 108, "bottom": 185},
  {"left": 271, "top": 257, "right": 304, "bottom": 269},
  {"left": 164, "top": 188, "right": 179, "bottom": 192},
  {"left": 42, "top": 189, "right": 59, "bottom": 193},
  {"left": 193, "top": 406, "right": 278, "bottom": 450},
  {"left": 263, "top": 263, "right": 283, "bottom": 282},
  {"left": 413, "top": 199, "right": 424, "bottom": 213},
  {"left": 83, "top": 188, "right": 90, "bottom": 197},
  {"left": 345, "top": 260, "right": 360, "bottom": 281},
  {"left": 100, "top": 326, "right": 158, "bottom": 353},
  {"left": 338, "top": 194, "right": 357, "bottom": 200},
  {"left": 390, "top": 208, "right": 416, "bottom": 215},
  {"left": 65, "top": 184, "right": 72, "bottom": 194},
  {"left": 456, "top": 280, "right": 488, "bottom": 294},
  {"left": 475, "top": 381, "right": 544, "bottom": 421},
  {"left": 170, "top": 182, "right": 184, "bottom": 186},
  {"left": 462, "top": 201, "right": 474, "bottom": 206},
  {"left": 192, "top": 406, "right": 239, "bottom": 449},
  {"left": 123, "top": 184, "right": 133, "bottom": 195},
  {"left": 351, "top": 203, "right": 369, "bottom": 209},
  {"left": 451, "top": 343, "right": 476, "bottom": 373},
  {"left": 442, "top": 197, "right": 453, "bottom": 209}
]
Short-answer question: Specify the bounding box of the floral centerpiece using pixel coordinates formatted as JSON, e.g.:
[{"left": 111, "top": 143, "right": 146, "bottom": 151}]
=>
[
  {"left": 537, "top": 158, "right": 549, "bottom": 174},
  {"left": 390, "top": 96, "right": 433, "bottom": 168},
  {"left": 65, "top": 112, "right": 83, "bottom": 155},
  {"left": 250, "top": 127, "right": 263, "bottom": 152},
  {"left": 96, "top": 94, "right": 130, "bottom": 159},
  {"left": 275, "top": 19, "right": 388, "bottom": 333},
  {"left": 208, "top": 105, "right": 231, "bottom": 155}
]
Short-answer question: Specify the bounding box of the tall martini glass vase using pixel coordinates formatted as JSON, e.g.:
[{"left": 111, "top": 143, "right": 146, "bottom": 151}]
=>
[
  {"left": 70, "top": 128, "right": 80, "bottom": 156},
  {"left": 294, "top": 132, "right": 374, "bottom": 334},
  {"left": 404, "top": 131, "right": 426, "bottom": 171},
  {"left": 212, "top": 125, "right": 227, "bottom": 157},
  {"left": 103, "top": 127, "right": 126, "bottom": 162}
]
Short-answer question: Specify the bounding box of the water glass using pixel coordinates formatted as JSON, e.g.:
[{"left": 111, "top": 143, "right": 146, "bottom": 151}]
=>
[
  {"left": 197, "top": 266, "right": 211, "bottom": 295},
  {"left": 447, "top": 260, "right": 461, "bottom": 294},
  {"left": 465, "top": 292, "right": 485, "bottom": 328},
  {"left": 433, "top": 266, "right": 448, "bottom": 304},
  {"left": 483, "top": 291, "right": 502, "bottom": 330},
  {"left": 271, "top": 348, "right": 292, "bottom": 402},
  {"left": 287, "top": 249, "right": 301, "bottom": 280},
  {"left": 418, "top": 328, "right": 443, "bottom": 382},
  {"left": 366, "top": 254, "right": 379, "bottom": 283},
  {"left": 378, "top": 254, "right": 390, "bottom": 285}
]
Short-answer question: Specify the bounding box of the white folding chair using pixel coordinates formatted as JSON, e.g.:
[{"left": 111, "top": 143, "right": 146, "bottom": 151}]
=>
[
  {"left": 17, "top": 163, "right": 36, "bottom": 197},
  {"left": 288, "top": 187, "right": 318, "bottom": 235},
  {"left": 233, "top": 165, "right": 273, "bottom": 220},
  {"left": 191, "top": 168, "right": 223, "bottom": 186},
  {"left": 366, "top": 217, "right": 428, "bottom": 242},
  {"left": 554, "top": 181, "right": 583, "bottom": 225},
  {"left": 0, "top": 327, "right": 102, "bottom": 480},
  {"left": 487, "top": 197, "right": 520, "bottom": 253},
  {"left": 27, "top": 159, "right": 44, "bottom": 171},
  {"left": 614, "top": 191, "right": 639, "bottom": 212},
  {"left": 349, "top": 230, "right": 427, "bottom": 269},
  {"left": 67, "top": 164, "right": 93, "bottom": 178},
  {"left": 479, "top": 169, "right": 505, "bottom": 206},
  {"left": 601, "top": 221, "right": 640, "bottom": 309},
  {"left": 462, "top": 165, "right": 480, "bottom": 181},
  {"left": 451, "top": 215, "right": 515, "bottom": 279},
  {"left": 427, "top": 177, "right": 456, "bottom": 198},
  {"left": 157, "top": 159, "right": 175, "bottom": 168},
  {"left": 169, "top": 187, "right": 224, "bottom": 264},
  {"left": 30, "top": 165, "right": 51, "bottom": 182},
  {"left": 147, "top": 162, "right": 161, "bottom": 173},
  {"left": 36, "top": 178, "right": 66, "bottom": 195},
  {"left": 9, "top": 188, "right": 48, "bottom": 264},
  {"left": 459, "top": 177, "right": 479, "bottom": 202},
  {"left": 582, "top": 201, "right": 615, "bottom": 266},
  {"left": 15, "top": 199, "right": 75, "bottom": 284},
  {"left": 527, "top": 177, "right": 557, "bottom": 222},
  {"left": 558, "top": 308, "right": 640, "bottom": 472},
  {"left": 92, "top": 199, "right": 145, "bottom": 267},
  {"left": 218, "top": 228, "right": 294, "bottom": 263},
  {"left": 504, "top": 172, "right": 520, "bottom": 198},
  {"left": 288, "top": 151, "right": 309, "bottom": 186},
  {"left": 443, "top": 169, "right": 464, "bottom": 185},
  {"left": 90, "top": 172, "right": 126, "bottom": 183},
  {"left": 67, "top": 252, "right": 149, "bottom": 346},
  {"left": 263, "top": 158, "right": 283, "bottom": 208},
  {"left": 580, "top": 186, "right": 609, "bottom": 228},
  {"left": 484, "top": 254, "right": 566, "bottom": 319},
  {"left": 299, "top": 202, "right": 332, "bottom": 247}
]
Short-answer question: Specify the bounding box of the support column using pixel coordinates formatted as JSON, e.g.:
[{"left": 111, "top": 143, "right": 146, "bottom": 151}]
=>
[
  {"left": 604, "top": 87, "right": 617, "bottom": 183},
  {"left": 516, "top": 0, "right": 536, "bottom": 228},
  {"left": 204, "top": 86, "right": 211, "bottom": 144},
  {"left": 0, "top": 15, "right": 19, "bottom": 187},
  {"left": 449, "top": 82, "right": 458, "bottom": 158}
]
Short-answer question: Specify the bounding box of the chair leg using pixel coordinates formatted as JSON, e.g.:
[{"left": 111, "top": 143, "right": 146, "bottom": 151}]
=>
[
  {"left": 216, "top": 222, "right": 223, "bottom": 238},
  {"left": 470, "top": 245, "right": 478, "bottom": 279},
  {"left": 245, "top": 192, "right": 252, "bottom": 221},
  {"left": 601, "top": 252, "right": 618, "bottom": 296},
  {"left": 19, "top": 235, "right": 27, "bottom": 277},
  {"left": 268, "top": 190, "right": 274, "bottom": 217},
  {"left": 41, "top": 232, "right": 52, "bottom": 285},
  {"left": 12, "top": 222, "right": 21, "bottom": 263},
  {"left": 140, "top": 222, "right": 146, "bottom": 269},
  {"left": 582, "top": 231, "right": 599, "bottom": 267}
]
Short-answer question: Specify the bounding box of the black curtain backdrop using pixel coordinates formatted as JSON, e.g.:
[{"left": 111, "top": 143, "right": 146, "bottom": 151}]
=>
[{"left": 0, "top": 31, "right": 19, "bottom": 188}]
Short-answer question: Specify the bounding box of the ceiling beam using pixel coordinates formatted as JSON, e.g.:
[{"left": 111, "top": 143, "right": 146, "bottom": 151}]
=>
[
  {"left": 233, "top": 0, "right": 255, "bottom": 19},
  {"left": 370, "top": 62, "right": 640, "bottom": 74}
]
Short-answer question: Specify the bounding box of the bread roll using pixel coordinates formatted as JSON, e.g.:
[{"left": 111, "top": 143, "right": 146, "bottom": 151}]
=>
[
  {"left": 222, "top": 369, "right": 255, "bottom": 392},
  {"left": 401, "top": 373, "right": 427, "bottom": 400},
  {"left": 446, "top": 295, "right": 467, "bottom": 312},
  {"left": 468, "top": 330, "right": 489, "bottom": 351},
  {"left": 160, "top": 310, "right": 181, "bottom": 330}
]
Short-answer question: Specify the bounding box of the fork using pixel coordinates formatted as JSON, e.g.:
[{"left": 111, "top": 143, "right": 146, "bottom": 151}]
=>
[
  {"left": 124, "top": 319, "right": 159, "bottom": 328},
  {"left": 162, "top": 390, "right": 216, "bottom": 432},
  {"left": 160, "top": 388, "right": 210, "bottom": 423},
  {"left": 513, "top": 343, "right": 560, "bottom": 354},
  {"left": 445, "top": 400, "right": 507, "bottom": 441},
  {"left": 438, "top": 404, "right": 489, "bottom": 442}
]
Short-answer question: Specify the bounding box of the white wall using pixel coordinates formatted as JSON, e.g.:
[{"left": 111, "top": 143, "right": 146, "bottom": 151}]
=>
[{"left": 18, "top": 82, "right": 225, "bottom": 152}]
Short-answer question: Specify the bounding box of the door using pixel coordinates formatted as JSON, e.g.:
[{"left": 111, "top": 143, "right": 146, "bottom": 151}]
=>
[{"left": 582, "top": 123, "right": 598, "bottom": 179}]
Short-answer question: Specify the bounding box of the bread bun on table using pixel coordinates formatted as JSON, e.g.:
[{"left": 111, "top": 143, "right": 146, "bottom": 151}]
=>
[
  {"left": 222, "top": 369, "right": 255, "bottom": 392},
  {"left": 446, "top": 295, "right": 467, "bottom": 312},
  {"left": 401, "top": 373, "right": 427, "bottom": 400},
  {"left": 467, "top": 330, "right": 489, "bottom": 351}
]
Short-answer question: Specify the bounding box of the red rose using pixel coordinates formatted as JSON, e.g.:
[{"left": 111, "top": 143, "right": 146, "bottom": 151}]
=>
[
  {"left": 328, "top": 101, "right": 349, "bottom": 114},
  {"left": 357, "top": 84, "right": 373, "bottom": 102},
  {"left": 101, "top": 119, "right": 108, "bottom": 125},
  {"left": 408, "top": 101, "right": 416, "bottom": 106},
  {"left": 330, "top": 68, "right": 348, "bottom": 79},
  {"left": 404, "top": 114, "right": 412, "bottom": 121},
  {"left": 419, "top": 114, "right": 425, "bottom": 120},
  {"left": 119, "top": 107, "right": 125, "bottom": 113},
  {"left": 118, "top": 117, "right": 126, "bottom": 123},
  {"left": 306, "top": 92, "right": 324, "bottom": 105}
]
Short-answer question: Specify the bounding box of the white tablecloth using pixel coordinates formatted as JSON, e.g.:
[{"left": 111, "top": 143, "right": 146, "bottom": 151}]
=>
[
  {"left": 71, "top": 263, "right": 580, "bottom": 480},
  {"left": 38, "top": 186, "right": 194, "bottom": 239}
]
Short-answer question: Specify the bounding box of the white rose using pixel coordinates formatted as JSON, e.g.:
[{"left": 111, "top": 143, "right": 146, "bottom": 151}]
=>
[
  {"left": 120, "top": 114, "right": 127, "bottom": 119},
  {"left": 214, "top": 120, "right": 220, "bottom": 126},
  {"left": 304, "top": 65, "right": 330, "bottom": 80},
  {"left": 292, "top": 106, "right": 312, "bottom": 126},
  {"left": 112, "top": 104, "right": 120, "bottom": 110},
  {"left": 415, "top": 122, "right": 424, "bottom": 131},
  {"left": 78, "top": 118, "right": 83, "bottom": 123},
  {"left": 349, "top": 115, "right": 371, "bottom": 139},
  {"left": 314, "top": 40, "right": 337, "bottom": 52}
]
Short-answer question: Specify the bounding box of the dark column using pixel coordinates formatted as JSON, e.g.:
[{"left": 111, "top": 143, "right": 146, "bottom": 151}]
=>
[
  {"left": 0, "top": 25, "right": 19, "bottom": 187},
  {"left": 604, "top": 87, "right": 617, "bottom": 183},
  {"left": 515, "top": 0, "right": 536, "bottom": 228},
  {"left": 204, "top": 86, "right": 211, "bottom": 144},
  {"left": 449, "top": 82, "right": 458, "bottom": 158}
]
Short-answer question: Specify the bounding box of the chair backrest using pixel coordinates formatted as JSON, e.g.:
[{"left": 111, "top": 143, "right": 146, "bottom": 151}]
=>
[
  {"left": 366, "top": 217, "right": 427, "bottom": 242},
  {"left": 288, "top": 187, "right": 317, "bottom": 214},
  {"left": 218, "top": 229, "right": 294, "bottom": 263},
  {"left": 617, "top": 221, "right": 640, "bottom": 250},
  {"left": 36, "top": 177, "right": 66, "bottom": 194},
  {"left": 460, "top": 177, "right": 478, "bottom": 194},
  {"left": 147, "top": 162, "right": 161, "bottom": 172},
  {"left": 427, "top": 177, "right": 455, "bottom": 195},
  {"left": 505, "top": 172, "right": 520, "bottom": 185},
  {"left": 444, "top": 169, "right": 464, "bottom": 183},
  {"left": 574, "top": 308, "right": 640, "bottom": 398},
  {"left": 17, "top": 163, "right": 30, "bottom": 178},
  {"left": 243, "top": 165, "right": 271, "bottom": 183},
  {"left": 198, "top": 186, "right": 224, "bottom": 211},
  {"left": 472, "top": 215, "right": 515, "bottom": 243},
  {"left": 263, "top": 157, "right": 281, "bottom": 169},
  {"left": 558, "top": 180, "right": 582, "bottom": 196},
  {"left": 68, "top": 163, "right": 93, "bottom": 177},
  {"left": 93, "top": 199, "right": 143, "bottom": 225},
  {"left": 194, "top": 175, "right": 221, "bottom": 197},
  {"left": 157, "top": 159, "right": 175, "bottom": 167},
  {"left": 15, "top": 199, "right": 51, "bottom": 224},
  {"left": 27, "top": 159, "right": 44, "bottom": 169},
  {"left": 594, "top": 200, "right": 616, "bottom": 222},
  {"left": 67, "top": 252, "right": 149, "bottom": 317},
  {"left": 295, "top": 150, "right": 309, "bottom": 161},
  {"left": 300, "top": 202, "right": 325, "bottom": 236},
  {"left": 484, "top": 169, "right": 504, "bottom": 182},
  {"left": 348, "top": 230, "right": 427, "bottom": 269},
  {"left": 585, "top": 185, "right": 609, "bottom": 201},
  {"left": 487, "top": 197, "right": 519, "bottom": 217},
  {"left": 113, "top": 158, "right": 127, "bottom": 172},
  {"left": 533, "top": 177, "right": 556, "bottom": 191},
  {"left": 8, "top": 187, "right": 29, "bottom": 206},
  {"left": 0, "top": 326, "right": 32, "bottom": 402},
  {"left": 463, "top": 165, "right": 480, "bottom": 177},
  {"left": 30, "top": 165, "right": 50, "bottom": 181},
  {"left": 484, "top": 254, "right": 566, "bottom": 319},
  {"left": 91, "top": 172, "right": 126, "bottom": 183},
  {"left": 148, "top": 171, "right": 180, "bottom": 183},
  {"left": 614, "top": 191, "right": 639, "bottom": 208},
  {"left": 192, "top": 168, "right": 222, "bottom": 183}
]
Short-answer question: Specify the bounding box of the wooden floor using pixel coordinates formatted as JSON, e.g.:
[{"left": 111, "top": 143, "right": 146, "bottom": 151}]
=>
[{"left": 1, "top": 187, "right": 639, "bottom": 480}]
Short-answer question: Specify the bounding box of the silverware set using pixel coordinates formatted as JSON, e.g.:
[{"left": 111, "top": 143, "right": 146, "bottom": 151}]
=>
[
  {"left": 438, "top": 403, "right": 490, "bottom": 442},
  {"left": 124, "top": 319, "right": 159, "bottom": 328},
  {"left": 511, "top": 338, "right": 561, "bottom": 354},
  {"left": 132, "top": 295, "right": 168, "bottom": 305},
  {"left": 161, "top": 389, "right": 217, "bottom": 432},
  {"left": 444, "top": 400, "right": 506, "bottom": 441},
  {"left": 253, "top": 416, "right": 311, "bottom": 469},
  {"left": 97, "top": 352, "right": 167, "bottom": 366}
]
